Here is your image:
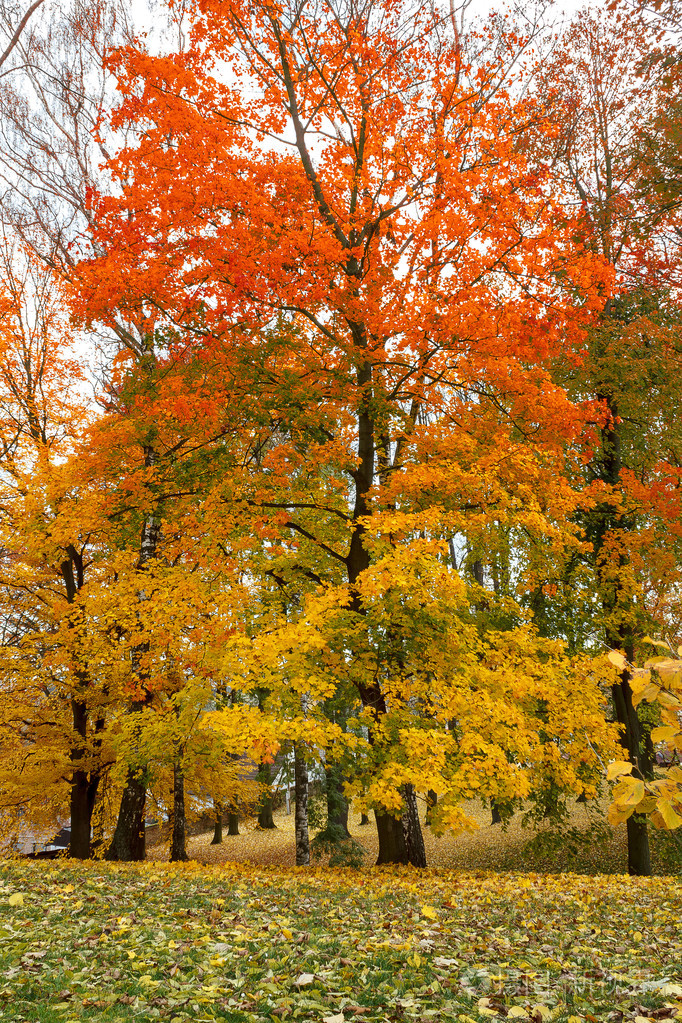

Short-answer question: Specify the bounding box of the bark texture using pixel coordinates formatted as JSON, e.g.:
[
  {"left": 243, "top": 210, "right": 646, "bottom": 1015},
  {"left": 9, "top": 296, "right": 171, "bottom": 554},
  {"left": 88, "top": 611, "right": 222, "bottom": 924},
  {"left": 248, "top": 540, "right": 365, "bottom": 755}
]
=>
[
  {"left": 401, "top": 783, "right": 427, "bottom": 868},
  {"left": 596, "top": 393, "right": 652, "bottom": 876},
  {"left": 211, "top": 799, "right": 223, "bottom": 844},
  {"left": 105, "top": 766, "right": 146, "bottom": 861},
  {"left": 294, "top": 743, "right": 310, "bottom": 866},
  {"left": 170, "top": 761, "right": 189, "bottom": 862},
  {"left": 257, "top": 761, "right": 276, "bottom": 829},
  {"left": 106, "top": 494, "right": 160, "bottom": 861}
]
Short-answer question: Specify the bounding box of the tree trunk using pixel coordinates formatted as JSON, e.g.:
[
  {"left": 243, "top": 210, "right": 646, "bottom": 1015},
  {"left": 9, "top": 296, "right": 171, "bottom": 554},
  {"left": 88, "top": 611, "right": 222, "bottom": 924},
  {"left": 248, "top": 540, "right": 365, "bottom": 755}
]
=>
[
  {"left": 375, "top": 810, "right": 408, "bottom": 864},
  {"left": 170, "top": 761, "right": 189, "bottom": 862},
  {"left": 294, "top": 742, "right": 309, "bottom": 866},
  {"left": 257, "top": 760, "right": 276, "bottom": 829},
  {"left": 425, "top": 789, "right": 437, "bottom": 826},
  {"left": 596, "top": 392, "right": 651, "bottom": 876},
  {"left": 491, "top": 800, "right": 502, "bottom": 825},
  {"left": 401, "top": 783, "right": 427, "bottom": 868},
  {"left": 211, "top": 799, "right": 223, "bottom": 844},
  {"left": 612, "top": 671, "right": 652, "bottom": 875},
  {"left": 326, "top": 762, "right": 350, "bottom": 837},
  {"left": 69, "top": 696, "right": 100, "bottom": 859},
  {"left": 69, "top": 768, "right": 99, "bottom": 859},
  {"left": 359, "top": 812, "right": 369, "bottom": 826},
  {"left": 227, "top": 809, "right": 240, "bottom": 836},
  {"left": 105, "top": 765, "right": 146, "bottom": 861},
  {"left": 106, "top": 499, "right": 160, "bottom": 861}
]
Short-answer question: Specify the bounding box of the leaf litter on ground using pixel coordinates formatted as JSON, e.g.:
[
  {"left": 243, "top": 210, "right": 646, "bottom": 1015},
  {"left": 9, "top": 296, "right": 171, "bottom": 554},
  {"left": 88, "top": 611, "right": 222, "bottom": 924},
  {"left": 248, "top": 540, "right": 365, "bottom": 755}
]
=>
[{"left": 0, "top": 856, "right": 679, "bottom": 1023}]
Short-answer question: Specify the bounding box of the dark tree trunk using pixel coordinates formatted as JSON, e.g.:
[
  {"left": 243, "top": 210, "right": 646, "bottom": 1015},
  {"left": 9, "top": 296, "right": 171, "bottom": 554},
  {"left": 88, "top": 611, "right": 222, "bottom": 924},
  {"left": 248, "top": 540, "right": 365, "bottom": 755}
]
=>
[
  {"left": 326, "top": 762, "right": 350, "bottom": 837},
  {"left": 61, "top": 553, "right": 102, "bottom": 860},
  {"left": 69, "top": 768, "right": 99, "bottom": 859},
  {"left": 294, "top": 742, "right": 309, "bottom": 866},
  {"left": 344, "top": 325, "right": 427, "bottom": 866},
  {"left": 106, "top": 499, "right": 160, "bottom": 862},
  {"left": 596, "top": 393, "right": 651, "bottom": 876},
  {"left": 227, "top": 809, "right": 240, "bottom": 836},
  {"left": 257, "top": 760, "right": 276, "bottom": 829},
  {"left": 375, "top": 810, "right": 408, "bottom": 864},
  {"left": 105, "top": 765, "right": 146, "bottom": 861},
  {"left": 401, "top": 783, "right": 427, "bottom": 868},
  {"left": 170, "top": 761, "right": 189, "bottom": 862},
  {"left": 358, "top": 681, "right": 427, "bottom": 866},
  {"left": 211, "top": 799, "right": 223, "bottom": 844},
  {"left": 612, "top": 671, "right": 652, "bottom": 876},
  {"left": 69, "top": 697, "right": 100, "bottom": 859},
  {"left": 359, "top": 812, "right": 369, "bottom": 826},
  {"left": 491, "top": 800, "right": 502, "bottom": 825},
  {"left": 425, "top": 789, "right": 437, "bottom": 826}
]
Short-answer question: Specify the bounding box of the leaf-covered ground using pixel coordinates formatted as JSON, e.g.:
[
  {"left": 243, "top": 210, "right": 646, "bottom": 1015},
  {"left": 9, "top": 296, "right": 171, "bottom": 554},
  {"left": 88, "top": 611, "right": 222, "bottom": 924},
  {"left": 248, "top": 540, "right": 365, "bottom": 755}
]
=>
[
  {"left": 148, "top": 802, "right": 680, "bottom": 877},
  {"left": 0, "top": 859, "right": 680, "bottom": 1023}
]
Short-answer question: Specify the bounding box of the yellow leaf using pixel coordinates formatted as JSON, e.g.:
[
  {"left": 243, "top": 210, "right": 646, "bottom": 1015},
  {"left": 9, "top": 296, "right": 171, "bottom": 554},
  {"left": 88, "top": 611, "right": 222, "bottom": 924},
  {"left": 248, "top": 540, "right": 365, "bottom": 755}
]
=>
[
  {"left": 614, "top": 777, "right": 645, "bottom": 806},
  {"left": 8, "top": 893, "right": 23, "bottom": 907},
  {"left": 607, "top": 760, "right": 632, "bottom": 781},
  {"left": 281, "top": 928, "right": 293, "bottom": 940},
  {"left": 658, "top": 799, "right": 682, "bottom": 830},
  {"left": 608, "top": 650, "right": 627, "bottom": 669},
  {"left": 651, "top": 725, "right": 677, "bottom": 743},
  {"left": 421, "top": 905, "right": 438, "bottom": 920},
  {"left": 608, "top": 802, "right": 635, "bottom": 825},
  {"left": 643, "top": 636, "right": 670, "bottom": 650},
  {"left": 508, "top": 1010, "right": 528, "bottom": 1019}
]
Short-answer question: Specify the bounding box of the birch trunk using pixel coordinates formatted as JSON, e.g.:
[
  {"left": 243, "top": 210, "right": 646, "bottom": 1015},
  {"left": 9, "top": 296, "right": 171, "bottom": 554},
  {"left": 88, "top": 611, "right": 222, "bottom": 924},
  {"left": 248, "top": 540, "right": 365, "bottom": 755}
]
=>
[{"left": 294, "top": 743, "right": 309, "bottom": 866}]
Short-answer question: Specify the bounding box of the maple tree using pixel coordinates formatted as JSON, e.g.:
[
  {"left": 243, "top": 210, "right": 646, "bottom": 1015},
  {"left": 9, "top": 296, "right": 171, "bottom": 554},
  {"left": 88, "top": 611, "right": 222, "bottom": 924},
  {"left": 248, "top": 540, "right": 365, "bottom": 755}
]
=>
[
  {"left": 2, "top": 0, "right": 682, "bottom": 872},
  {"left": 0, "top": 234, "right": 110, "bottom": 858},
  {"left": 534, "top": 8, "right": 682, "bottom": 873},
  {"left": 0, "top": 0, "right": 278, "bottom": 860},
  {"left": 72, "top": 0, "right": 623, "bottom": 866}
]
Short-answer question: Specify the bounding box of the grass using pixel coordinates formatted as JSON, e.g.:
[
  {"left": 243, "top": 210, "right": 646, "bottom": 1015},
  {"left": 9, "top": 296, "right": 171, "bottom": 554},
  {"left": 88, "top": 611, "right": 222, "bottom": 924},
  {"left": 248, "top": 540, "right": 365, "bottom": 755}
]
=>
[{"left": 0, "top": 855, "right": 680, "bottom": 1023}]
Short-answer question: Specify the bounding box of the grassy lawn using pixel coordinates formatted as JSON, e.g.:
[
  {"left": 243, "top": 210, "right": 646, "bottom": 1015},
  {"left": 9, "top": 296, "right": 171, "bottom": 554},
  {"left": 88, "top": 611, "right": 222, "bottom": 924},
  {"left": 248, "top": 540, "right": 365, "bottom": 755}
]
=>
[{"left": 0, "top": 858, "right": 680, "bottom": 1023}]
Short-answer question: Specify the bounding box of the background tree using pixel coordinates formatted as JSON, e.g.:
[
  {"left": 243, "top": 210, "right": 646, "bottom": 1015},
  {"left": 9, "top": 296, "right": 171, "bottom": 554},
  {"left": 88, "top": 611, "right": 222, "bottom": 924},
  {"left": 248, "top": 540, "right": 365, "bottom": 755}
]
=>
[{"left": 539, "top": 9, "right": 682, "bottom": 873}]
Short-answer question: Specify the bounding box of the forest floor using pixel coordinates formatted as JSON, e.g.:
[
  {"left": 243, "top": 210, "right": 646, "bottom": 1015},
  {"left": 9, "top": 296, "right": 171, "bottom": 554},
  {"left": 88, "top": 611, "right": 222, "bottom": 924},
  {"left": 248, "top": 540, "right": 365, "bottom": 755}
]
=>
[
  {"left": 0, "top": 857, "right": 680, "bottom": 1023},
  {"left": 147, "top": 800, "right": 682, "bottom": 877}
]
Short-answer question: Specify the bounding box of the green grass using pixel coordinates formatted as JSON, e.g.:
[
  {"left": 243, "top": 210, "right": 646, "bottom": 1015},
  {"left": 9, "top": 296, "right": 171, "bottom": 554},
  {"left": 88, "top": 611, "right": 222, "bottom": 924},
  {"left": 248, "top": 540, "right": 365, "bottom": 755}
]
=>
[{"left": 0, "top": 859, "right": 679, "bottom": 1023}]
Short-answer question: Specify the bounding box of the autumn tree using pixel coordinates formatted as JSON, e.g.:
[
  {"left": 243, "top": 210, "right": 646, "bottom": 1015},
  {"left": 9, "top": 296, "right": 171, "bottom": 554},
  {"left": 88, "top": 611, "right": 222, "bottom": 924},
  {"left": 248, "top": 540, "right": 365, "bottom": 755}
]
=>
[
  {"left": 0, "top": 0, "right": 276, "bottom": 859},
  {"left": 538, "top": 10, "right": 682, "bottom": 873},
  {"left": 0, "top": 234, "right": 112, "bottom": 858},
  {"left": 73, "top": 0, "right": 628, "bottom": 865}
]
